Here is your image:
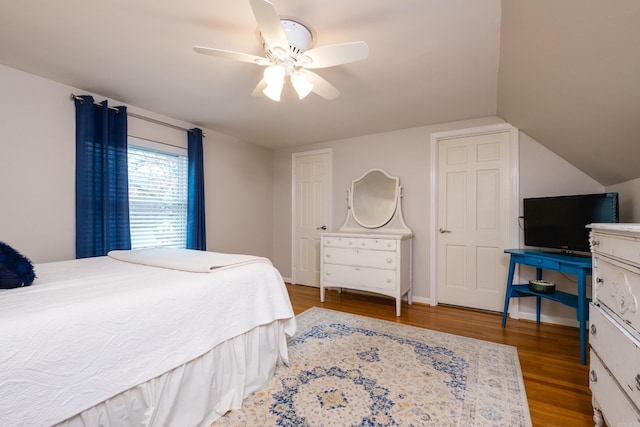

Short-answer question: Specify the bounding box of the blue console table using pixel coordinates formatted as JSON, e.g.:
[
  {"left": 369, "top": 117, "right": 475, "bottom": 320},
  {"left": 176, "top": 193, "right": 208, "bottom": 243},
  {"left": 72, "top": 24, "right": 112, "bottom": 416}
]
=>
[{"left": 501, "top": 249, "right": 592, "bottom": 364}]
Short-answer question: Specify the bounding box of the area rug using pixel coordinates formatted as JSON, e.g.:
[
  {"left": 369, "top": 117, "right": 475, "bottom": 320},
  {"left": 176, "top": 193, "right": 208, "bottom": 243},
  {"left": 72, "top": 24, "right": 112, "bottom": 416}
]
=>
[{"left": 212, "top": 307, "right": 532, "bottom": 426}]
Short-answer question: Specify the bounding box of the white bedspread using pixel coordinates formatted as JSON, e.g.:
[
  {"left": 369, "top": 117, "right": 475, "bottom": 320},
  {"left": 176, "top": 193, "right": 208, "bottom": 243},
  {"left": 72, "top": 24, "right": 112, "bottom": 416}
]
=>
[{"left": 0, "top": 253, "right": 296, "bottom": 427}]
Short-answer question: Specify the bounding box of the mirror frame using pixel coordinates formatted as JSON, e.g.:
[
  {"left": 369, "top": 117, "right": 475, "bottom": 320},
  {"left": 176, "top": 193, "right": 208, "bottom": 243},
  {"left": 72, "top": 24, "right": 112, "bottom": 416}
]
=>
[{"left": 350, "top": 169, "right": 399, "bottom": 229}]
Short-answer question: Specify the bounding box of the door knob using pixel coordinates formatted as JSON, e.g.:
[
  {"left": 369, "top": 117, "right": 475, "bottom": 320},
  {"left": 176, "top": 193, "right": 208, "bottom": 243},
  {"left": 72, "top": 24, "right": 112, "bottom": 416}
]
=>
[{"left": 439, "top": 228, "right": 451, "bottom": 234}]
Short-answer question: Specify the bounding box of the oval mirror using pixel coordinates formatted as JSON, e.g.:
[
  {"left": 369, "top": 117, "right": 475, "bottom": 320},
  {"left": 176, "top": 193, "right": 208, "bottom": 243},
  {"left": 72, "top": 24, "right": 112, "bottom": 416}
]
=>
[{"left": 351, "top": 169, "right": 399, "bottom": 229}]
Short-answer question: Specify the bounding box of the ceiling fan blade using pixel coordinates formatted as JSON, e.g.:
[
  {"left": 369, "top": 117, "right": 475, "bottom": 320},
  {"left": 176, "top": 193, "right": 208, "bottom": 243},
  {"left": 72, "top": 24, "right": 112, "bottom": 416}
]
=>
[
  {"left": 194, "top": 46, "right": 270, "bottom": 65},
  {"left": 249, "top": 0, "right": 290, "bottom": 54},
  {"left": 299, "top": 41, "right": 369, "bottom": 69},
  {"left": 251, "top": 78, "right": 268, "bottom": 97},
  {"left": 302, "top": 70, "right": 340, "bottom": 100}
]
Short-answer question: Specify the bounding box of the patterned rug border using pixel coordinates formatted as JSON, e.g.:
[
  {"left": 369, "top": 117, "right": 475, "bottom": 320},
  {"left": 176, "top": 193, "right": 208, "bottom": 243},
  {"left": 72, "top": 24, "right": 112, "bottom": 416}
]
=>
[
  {"left": 216, "top": 305, "right": 532, "bottom": 426},
  {"left": 297, "top": 306, "right": 522, "bottom": 351}
]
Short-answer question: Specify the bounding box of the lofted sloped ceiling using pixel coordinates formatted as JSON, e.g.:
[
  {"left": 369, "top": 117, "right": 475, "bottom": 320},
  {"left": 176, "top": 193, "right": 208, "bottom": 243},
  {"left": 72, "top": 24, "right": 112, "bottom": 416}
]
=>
[
  {"left": 498, "top": 0, "right": 640, "bottom": 186},
  {"left": 0, "top": 1, "right": 638, "bottom": 185}
]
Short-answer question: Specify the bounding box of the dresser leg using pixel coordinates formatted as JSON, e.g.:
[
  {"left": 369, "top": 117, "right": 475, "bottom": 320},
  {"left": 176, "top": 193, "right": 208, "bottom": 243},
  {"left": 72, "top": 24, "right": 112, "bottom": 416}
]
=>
[
  {"left": 396, "top": 298, "right": 401, "bottom": 316},
  {"left": 592, "top": 397, "right": 604, "bottom": 427}
]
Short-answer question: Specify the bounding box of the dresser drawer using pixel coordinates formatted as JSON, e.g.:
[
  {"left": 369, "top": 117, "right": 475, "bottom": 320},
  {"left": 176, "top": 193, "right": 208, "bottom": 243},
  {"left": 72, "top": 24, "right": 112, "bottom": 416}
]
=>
[
  {"left": 589, "top": 349, "right": 640, "bottom": 426},
  {"left": 357, "top": 238, "right": 397, "bottom": 251},
  {"left": 593, "top": 255, "right": 640, "bottom": 334},
  {"left": 323, "top": 236, "right": 397, "bottom": 251},
  {"left": 514, "top": 254, "right": 559, "bottom": 271},
  {"left": 323, "top": 264, "right": 396, "bottom": 291},
  {"left": 589, "top": 304, "right": 640, "bottom": 409},
  {"left": 324, "top": 247, "right": 396, "bottom": 270},
  {"left": 592, "top": 230, "right": 640, "bottom": 265}
]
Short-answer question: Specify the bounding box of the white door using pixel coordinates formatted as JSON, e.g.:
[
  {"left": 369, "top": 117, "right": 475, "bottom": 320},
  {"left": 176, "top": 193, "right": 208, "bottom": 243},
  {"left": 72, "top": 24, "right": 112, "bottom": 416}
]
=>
[
  {"left": 293, "top": 150, "right": 330, "bottom": 287},
  {"left": 437, "top": 131, "right": 512, "bottom": 312}
]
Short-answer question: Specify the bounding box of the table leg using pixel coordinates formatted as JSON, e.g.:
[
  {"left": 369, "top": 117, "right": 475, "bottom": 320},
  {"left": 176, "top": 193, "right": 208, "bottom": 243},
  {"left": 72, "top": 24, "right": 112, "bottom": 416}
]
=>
[
  {"left": 535, "top": 268, "right": 543, "bottom": 323},
  {"left": 577, "top": 269, "right": 588, "bottom": 365},
  {"left": 502, "top": 259, "right": 517, "bottom": 327}
]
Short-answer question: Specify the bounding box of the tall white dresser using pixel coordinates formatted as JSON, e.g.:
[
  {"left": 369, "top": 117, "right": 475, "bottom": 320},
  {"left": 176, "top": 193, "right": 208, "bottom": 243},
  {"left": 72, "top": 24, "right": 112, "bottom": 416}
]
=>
[
  {"left": 589, "top": 224, "right": 640, "bottom": 426},
  {"left": 320, "top": 169, "right": 413, "bottom": 316}
]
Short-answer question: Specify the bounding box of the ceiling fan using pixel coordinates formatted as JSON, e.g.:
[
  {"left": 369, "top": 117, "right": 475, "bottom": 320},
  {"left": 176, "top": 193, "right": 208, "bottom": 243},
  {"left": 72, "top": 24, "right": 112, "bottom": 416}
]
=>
[{"left": 194, "top": 0, "right": 369, "bottom": 101}]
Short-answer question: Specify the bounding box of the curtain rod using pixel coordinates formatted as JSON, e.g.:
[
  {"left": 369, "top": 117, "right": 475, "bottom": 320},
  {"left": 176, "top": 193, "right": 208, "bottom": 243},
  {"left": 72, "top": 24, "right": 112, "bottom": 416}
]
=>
[
  {"left": 70, "top": 93, "right": 205, "bottom": 137},
  {"left": 70, "top": 93, "right": 119, "bottom": 112}
]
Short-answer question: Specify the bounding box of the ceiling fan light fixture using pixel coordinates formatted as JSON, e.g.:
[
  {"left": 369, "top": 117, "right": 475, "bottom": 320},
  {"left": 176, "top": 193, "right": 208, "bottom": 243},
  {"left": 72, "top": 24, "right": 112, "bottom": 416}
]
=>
[
  {"left": 194, "top": 0, "right": 368, "bottom": 101},
  {"left": 263, "top": 64, "right": 285, "bottom": 86},
  {"left": 291, "top": 71, "right": 314, "bottom": 99},
  {"left": 263, "top": 83, "right": 283, "bottom": 101}
]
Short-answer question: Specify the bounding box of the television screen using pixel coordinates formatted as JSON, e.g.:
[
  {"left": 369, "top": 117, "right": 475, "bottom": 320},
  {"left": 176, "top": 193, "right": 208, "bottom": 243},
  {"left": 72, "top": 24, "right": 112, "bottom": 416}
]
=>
[{"left": 523, "top": 193, "right": 619, "bottom": 254}]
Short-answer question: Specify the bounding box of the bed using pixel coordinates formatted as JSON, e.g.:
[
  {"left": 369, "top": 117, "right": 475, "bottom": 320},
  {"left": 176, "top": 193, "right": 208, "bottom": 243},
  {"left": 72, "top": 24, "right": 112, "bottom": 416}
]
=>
[{"left": 0, "top": 248, "right": 296, "bottom": 427}]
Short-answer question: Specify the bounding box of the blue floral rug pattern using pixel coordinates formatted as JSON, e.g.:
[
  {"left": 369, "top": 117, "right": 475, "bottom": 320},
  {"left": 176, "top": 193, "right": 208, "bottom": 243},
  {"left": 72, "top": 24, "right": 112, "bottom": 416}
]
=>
[{"left": 212, "top": 307, "right": 531, "bottom": 426}]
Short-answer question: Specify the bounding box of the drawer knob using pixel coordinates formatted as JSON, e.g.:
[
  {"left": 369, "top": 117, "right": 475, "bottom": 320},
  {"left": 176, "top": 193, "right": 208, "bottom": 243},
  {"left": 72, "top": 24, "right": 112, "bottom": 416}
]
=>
[
  {"left": 326, "top": 272, "right": 331, "bottom": 276},
  {"left": 590, "top": 324, "right": 597, "bottom": 335},
  {"left": 596, "top": 277, "right": 603, "bottom": 284},
  {"left": 348, "top": 241, "right": 353, "bottom": 245},
  {"left": 326, "top": 253, "right": 331, "bottom": 258},
  {"left": 636, "top": 374, "right": 640, "bottom": 391},
  {"left": 590, "top": 370, "right": 598, "bottom": 383},
  {"left": 591, "top": 240, "right": 600, "bottom": 247},
  {"left": 386, "top": 258, "right": 392, "bottom": 263}
]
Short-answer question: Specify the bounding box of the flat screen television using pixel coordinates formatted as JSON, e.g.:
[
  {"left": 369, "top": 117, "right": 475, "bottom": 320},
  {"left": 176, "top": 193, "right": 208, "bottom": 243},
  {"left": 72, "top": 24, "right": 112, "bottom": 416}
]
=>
[{"left": 523, "top": 192, "right": 619, "bottom": 255}]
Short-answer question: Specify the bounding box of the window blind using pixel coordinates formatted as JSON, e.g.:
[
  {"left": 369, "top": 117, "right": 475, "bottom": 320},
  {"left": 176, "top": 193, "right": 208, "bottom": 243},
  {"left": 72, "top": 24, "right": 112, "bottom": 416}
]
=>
[{"left": 128, "top": 144, "right": 188, "bottom": 249}]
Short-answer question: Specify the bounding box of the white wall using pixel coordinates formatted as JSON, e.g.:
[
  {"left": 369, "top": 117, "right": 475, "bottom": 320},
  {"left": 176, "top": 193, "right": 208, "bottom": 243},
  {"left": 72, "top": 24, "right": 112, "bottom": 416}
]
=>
[
  {"left": 203, "top": 132, "right": 274, "bottom": 257},
  {"left": 518, "top": 131, "right": 604, "bottom": 199},
  {"left": 0, "top": 64, "right": 273, "bottom": 263},
  {"left": 607, "top": 177, "right": 640, "bottom": 222},
  {"left": 0, "top": 65, "right": 76, "bottom": 262}
]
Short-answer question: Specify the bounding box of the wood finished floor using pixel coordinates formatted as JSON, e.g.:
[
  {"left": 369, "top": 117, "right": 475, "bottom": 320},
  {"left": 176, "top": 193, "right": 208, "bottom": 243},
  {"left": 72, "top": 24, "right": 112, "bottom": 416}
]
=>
[{"left": 286, "top": 283, "right": 594, "bottom": 427}]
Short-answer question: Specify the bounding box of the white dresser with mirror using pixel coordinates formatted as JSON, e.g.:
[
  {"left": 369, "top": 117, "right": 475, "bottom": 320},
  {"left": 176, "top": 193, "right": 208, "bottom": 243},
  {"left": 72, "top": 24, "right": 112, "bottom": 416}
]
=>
[{"left": 320, "top": 169, "right": 413, "bottom": 316}]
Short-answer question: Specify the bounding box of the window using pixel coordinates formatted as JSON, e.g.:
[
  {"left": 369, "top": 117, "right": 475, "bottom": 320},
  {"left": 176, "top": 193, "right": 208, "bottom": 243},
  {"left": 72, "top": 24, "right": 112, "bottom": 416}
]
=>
[{"left": 127, "top": 137, "right": 188, "bottom": 249}]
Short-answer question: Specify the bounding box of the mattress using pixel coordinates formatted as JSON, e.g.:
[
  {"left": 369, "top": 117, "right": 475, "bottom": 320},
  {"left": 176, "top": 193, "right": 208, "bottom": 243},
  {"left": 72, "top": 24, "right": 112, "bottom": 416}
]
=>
[{"left": 0, "top": 253, "right": 296, "bottom": 427}]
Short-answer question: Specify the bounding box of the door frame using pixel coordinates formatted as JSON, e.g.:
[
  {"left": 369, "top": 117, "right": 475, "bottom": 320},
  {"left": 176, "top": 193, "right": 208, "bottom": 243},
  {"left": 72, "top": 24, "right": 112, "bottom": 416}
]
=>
[
  {"left": 429, "top": 123, "right": 520, "bottom": 307},
  {"left": 291, "top": 148, "right": 332, "bottom": 286}
]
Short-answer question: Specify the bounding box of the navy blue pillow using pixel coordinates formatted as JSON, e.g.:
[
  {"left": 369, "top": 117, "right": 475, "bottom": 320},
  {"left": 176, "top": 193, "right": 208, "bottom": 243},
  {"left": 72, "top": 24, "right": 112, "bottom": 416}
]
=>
[{"left": 0, "top": 242, "right": 36, "bottom": 289}]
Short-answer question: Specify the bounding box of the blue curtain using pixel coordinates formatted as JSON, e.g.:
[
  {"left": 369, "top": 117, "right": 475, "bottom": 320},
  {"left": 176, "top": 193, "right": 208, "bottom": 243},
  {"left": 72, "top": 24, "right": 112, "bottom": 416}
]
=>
[
  {"left": 187, "top": 128, "right": 206, "bottom": 250},
  {"left": 74, "top": 95, "right": 131, "bottom": 258}
]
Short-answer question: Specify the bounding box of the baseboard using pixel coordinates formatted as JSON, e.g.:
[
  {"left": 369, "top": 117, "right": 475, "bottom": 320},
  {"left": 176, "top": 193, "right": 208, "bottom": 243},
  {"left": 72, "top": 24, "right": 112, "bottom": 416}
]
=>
[{"left": 510, "top": 311, "right": 579, "bottom": 328}]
